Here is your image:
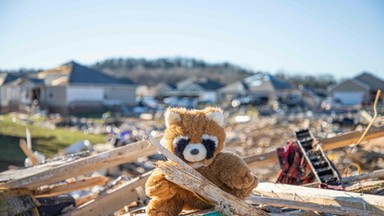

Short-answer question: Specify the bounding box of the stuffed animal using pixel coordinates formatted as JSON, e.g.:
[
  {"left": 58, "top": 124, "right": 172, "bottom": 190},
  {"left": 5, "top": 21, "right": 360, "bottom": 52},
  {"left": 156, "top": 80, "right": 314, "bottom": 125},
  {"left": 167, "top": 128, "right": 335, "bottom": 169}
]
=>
[{"left": 145, "top": 107, "right": 258, "bottom": 215}]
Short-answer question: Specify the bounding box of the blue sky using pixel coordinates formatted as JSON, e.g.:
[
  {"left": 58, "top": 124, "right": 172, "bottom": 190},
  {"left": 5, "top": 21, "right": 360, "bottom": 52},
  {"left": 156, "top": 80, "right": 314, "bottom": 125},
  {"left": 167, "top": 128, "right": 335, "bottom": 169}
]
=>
[{"left": 0, "top": 0, "right": 383, "bottom": 79}]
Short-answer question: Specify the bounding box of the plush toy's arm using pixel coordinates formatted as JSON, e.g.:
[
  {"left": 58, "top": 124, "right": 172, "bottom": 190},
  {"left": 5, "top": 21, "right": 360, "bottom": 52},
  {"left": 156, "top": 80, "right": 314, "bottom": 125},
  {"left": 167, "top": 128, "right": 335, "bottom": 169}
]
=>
[
  {"left": 145, "top": 164, "right": 178, "bottom": 199},
  {"left": 213, "top": 152, "right": 258, "bottom": 195}
]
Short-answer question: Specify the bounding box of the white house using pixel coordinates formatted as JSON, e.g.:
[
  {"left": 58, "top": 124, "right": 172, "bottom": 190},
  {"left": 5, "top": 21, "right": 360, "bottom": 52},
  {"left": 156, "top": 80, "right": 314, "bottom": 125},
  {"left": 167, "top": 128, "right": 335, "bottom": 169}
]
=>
[
  {"left": 330, "top": 72, "right": 384, "bottom": 106},
  {"left": 38, "top": 61, "right": 137, "bottom": 114},
  {"left": 0, "top": 74, "right": 44, "bottom": 113},
  {"left": 219, "top": 73, "right": 298, "bottom": 101}
]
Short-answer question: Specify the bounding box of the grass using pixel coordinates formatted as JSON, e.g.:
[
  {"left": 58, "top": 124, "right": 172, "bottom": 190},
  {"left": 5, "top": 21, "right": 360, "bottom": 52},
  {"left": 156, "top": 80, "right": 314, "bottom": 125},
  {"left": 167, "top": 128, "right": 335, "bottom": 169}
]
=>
[{"left": 0, "top": 114, "right": 107, "bottom": 166}]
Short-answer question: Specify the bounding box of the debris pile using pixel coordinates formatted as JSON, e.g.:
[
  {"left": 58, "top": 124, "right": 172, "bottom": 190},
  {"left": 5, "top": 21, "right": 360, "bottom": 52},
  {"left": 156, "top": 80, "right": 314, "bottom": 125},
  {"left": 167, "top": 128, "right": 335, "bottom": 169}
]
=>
[{"left": 1, "top": 121, "right": 384, "bottom": 215}]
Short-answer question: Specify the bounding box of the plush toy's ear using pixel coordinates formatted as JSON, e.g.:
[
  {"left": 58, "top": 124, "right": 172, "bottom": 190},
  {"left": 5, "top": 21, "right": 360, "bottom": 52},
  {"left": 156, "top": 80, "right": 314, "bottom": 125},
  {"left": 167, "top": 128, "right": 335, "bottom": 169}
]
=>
[
  {"left": 205, "top": 111, "right": 224, "bottom": 127},
  {"left": 165, "top": 109, "right": 181, "bottom": 128}
]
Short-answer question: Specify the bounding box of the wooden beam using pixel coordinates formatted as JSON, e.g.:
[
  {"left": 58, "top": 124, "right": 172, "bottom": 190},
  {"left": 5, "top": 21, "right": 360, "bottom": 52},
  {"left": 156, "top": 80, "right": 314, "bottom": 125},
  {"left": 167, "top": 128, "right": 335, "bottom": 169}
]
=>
[
  {"left": 0, "top": 160, "right": 69, "bottom": 182},
  {"left": 148, "top": 136, "right": 268, "bottom": 216},
  {"left": 75, "top": 193, "right": 99, "bottom": 207},
  {"left": 245, "top": 127, "right": 384, "bottom": 168},
  {"left": 65, "top": 172, "right": 150, "bottom": 216},
  {"left": 253, "top": 182, "right": 384, "bottom": 214},
  {"left": 34, "top": 176, "right": 109, "bottom": 197},
  {"left": 342, "top": 169, "right": 384, "bottom": 184},
  {"left": 0, "top": 136, "right": 160, "bottom": 189},
  {"left": 243, "top": 151, "right": 276, "bottom": 167},
  {"left": 247, "top": 195, "right": 381, "bottom": 216},
  {"left": 321, "top": 127, "right": 384, "bottom": 151},
  {"left": 346, "top": 180, "right": 384, "bottom": 193},
  {"left": 19, "top": 139, "right": 39, "bottom": 165}
]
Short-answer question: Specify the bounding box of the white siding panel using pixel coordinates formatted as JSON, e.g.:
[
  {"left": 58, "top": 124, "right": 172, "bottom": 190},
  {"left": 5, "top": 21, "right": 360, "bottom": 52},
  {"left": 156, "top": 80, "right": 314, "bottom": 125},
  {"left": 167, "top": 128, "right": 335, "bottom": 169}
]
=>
[
  {"left": 67, "top": 86, "right": 104, "bottom": 103},
  {"left": 334, "top": 91, "right": 365, "bottom": 105}
]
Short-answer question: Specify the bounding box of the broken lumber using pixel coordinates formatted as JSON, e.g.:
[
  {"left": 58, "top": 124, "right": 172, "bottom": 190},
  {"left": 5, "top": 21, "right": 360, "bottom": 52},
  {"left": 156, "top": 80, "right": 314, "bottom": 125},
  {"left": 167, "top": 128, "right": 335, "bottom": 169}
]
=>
[
  {"left": 65, "top": 172, "right": 150, "bottom": 216},
  {"left": 245, "top": 127, "right": 384, "bottom": 168},
  {"left": 0, "top": 136, "right": 160, "bottom": 189},
  {"left": 148, "top": 136, "right": 268, "bottom": 216},
  {"left": 346, "top": 180, "right": 384, "bottom": 193},
  {"left": 253, "top": 182, "right": 384, "bottom": 214},
  {"left": 19, "top": 139, "right": 39, "bottom": 165},
  {"left": 0, "top": 160, "right": 71, "bottom": 182},
  {"left": 247, "top": 195, "right": 380, "bottom": 216},
  {"left": 74, "top": 193, "right": 99, "bottom": 206},
  {"left": 342, "top": 169, "right": 384, "bottom": 184},
  {"left": 34, "top": 176, "right": 108, "bottom": 197}
]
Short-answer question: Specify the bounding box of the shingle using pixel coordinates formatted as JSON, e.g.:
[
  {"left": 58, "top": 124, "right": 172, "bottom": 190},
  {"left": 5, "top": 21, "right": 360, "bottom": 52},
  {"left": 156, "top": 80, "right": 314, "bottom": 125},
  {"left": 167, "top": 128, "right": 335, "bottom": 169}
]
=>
[
  {"left": 68, "top": 62, "right": 135, "bottom": 85},
  {"left": 354, "top": 72, "right": 384, "bottom": 90}
]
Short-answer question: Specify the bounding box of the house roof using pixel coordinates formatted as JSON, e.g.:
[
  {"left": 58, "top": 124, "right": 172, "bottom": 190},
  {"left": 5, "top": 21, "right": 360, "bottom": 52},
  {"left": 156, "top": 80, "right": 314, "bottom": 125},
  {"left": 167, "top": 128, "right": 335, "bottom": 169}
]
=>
[
  {"left": 0, "top": 73, "right": 22, "bottom": 86},
  {"left": 330, "top": 79, "right": 370, "bottom": 93},
  {"left": 38, "top": 61, "right": 135, "bottom": 86},
  {"left": 244, "top": 73, "right": 293, "bottom": 90},
  {"left": 68, "top": 62, "right": 135, "bottom": 85},
  {"left": 2, "top": 76, "right": 45, "bottom": 88},
  {"left": 354, "top": 72, "right": 384, "bottom": 90},
  {"left": 176, "top": 77, "right": 224, "bottom": 91},
  {"left": 220, "top": 73, "right": 293, "bottom": 94},
  {"left": 219, "top": 80, "right": 249, "bottom": 93}
]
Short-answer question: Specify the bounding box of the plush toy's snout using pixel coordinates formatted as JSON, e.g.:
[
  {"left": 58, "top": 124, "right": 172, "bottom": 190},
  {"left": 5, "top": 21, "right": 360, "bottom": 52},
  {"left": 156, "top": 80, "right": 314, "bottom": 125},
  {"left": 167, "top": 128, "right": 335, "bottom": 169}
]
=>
[{"left": 183, "top": 143, "right": 207, "bottom": 162}]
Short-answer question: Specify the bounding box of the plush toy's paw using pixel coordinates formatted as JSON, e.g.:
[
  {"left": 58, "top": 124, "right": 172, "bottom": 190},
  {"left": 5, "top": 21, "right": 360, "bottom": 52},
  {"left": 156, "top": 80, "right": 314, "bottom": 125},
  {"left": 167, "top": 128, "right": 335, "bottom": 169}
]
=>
[
  {"left": 146, "top": 210, "right": 170, "bottom": 216},
  {"left": 231, "top": 171, "right": 258, "bottom": 189},
  {"left": 146, "top": 197, "right": 183, "bottom": 216},
  {"left": 146, "top": 178, "right": 176, "bottom": 199}
]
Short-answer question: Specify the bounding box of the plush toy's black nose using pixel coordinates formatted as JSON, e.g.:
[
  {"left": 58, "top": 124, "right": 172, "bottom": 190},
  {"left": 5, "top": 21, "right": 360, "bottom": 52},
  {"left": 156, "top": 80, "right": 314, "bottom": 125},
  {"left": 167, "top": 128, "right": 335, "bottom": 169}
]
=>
[{"left": 190, "top": 148, "right": 199, "bottom": 155}]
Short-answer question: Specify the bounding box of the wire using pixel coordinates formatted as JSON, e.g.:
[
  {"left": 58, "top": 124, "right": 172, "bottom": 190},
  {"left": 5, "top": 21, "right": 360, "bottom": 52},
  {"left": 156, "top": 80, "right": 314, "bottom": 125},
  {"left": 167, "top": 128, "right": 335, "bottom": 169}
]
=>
[{"left": 341, "top": 89, "right": 381, "bottom": 168}]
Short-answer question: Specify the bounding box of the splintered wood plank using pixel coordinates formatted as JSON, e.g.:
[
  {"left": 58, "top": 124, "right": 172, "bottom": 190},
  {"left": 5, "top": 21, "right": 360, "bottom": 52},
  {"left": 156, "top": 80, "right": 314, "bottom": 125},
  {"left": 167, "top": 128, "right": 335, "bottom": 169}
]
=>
[
  {"left": 0, "top": 136, "right": 160, "bottom": 189},
  {"left": 19, "top": 139, "right": 39, "bottom": 165},
  {"left": 247, "top": 195, "right": 381, "bottom": 216},
  {"left": 245, "top": 127, "right": 384, "bottom": 168},
  {"left": 254, "top": 182, "right": 384, "bottom": 214},
  {"left": 34, "top": 176, "right": 109, "bottom": 197},
  {"left": 148, "top": 136, "right": 268, "bottom": 216},
  {"left": 0, "top": 160, "right": 69, "bottom": 182},
  {"left": 65, "top": 172, "right": 150, "bottom": 216},
  {"left": 342, "top": 169, "right": 384, "bottom": 184}
]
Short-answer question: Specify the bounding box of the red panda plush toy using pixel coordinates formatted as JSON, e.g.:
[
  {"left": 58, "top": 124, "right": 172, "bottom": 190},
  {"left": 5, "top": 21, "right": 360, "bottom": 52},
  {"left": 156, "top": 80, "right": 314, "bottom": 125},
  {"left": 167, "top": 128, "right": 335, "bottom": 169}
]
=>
[{"left": 145, "top": 107, "right": 258, "bottom": 215}]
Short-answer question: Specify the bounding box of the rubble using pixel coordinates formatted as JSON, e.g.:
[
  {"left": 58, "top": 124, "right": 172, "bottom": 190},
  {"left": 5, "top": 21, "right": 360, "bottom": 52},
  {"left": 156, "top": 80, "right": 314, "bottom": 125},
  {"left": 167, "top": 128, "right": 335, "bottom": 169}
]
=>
[{"left": 1, "top": 102, "right": 384, "bottom": 215}]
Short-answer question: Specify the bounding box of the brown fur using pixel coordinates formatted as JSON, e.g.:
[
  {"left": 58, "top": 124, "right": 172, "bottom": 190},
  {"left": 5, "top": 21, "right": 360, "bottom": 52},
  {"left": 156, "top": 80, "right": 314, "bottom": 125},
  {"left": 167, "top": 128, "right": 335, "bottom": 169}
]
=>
[{"left": 145, "top": 107, "right": 258, "bottom": 216}]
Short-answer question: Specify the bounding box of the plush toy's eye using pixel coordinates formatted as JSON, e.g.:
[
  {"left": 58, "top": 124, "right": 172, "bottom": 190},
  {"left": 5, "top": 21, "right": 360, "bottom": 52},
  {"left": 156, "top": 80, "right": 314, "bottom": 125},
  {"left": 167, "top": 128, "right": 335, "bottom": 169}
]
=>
[
  {"left": 173, "top": 136, "right": 189, "bottom": 159},
  {"left": 202, "top": 134, "right": 218, "bottom": 159}
]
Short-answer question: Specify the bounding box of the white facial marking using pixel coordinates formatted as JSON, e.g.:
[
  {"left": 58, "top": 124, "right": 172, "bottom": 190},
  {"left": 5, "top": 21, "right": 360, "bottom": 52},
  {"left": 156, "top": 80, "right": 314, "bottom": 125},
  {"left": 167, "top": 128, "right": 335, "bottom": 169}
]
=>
[
  {"left": 202, "top": 134, "right": 218, "bottom": 148},
  {"left": 183, "top": 143, "right": 207, "bottom": 162},
  {"left": 172, "top": 136, "right": 189, "bottom": 148}
]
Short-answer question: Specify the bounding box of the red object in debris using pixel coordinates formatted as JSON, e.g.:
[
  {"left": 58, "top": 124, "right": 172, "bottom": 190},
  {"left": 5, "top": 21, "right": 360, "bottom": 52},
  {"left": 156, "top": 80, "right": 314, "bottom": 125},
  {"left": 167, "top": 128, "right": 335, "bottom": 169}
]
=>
[
  {"left": 275, "top": 140, "right": 344, "bottom": 190},
  {"left": 275, "top": 141, "right": 315, "bottom": 185}
]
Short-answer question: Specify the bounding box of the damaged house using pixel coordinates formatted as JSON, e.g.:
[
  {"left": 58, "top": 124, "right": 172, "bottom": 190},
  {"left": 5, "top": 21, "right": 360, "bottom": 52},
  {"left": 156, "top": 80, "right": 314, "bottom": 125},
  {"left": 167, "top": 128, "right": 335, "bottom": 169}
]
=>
[
  {"left": 0, "top": 73, "right": 44, "bottom": 113},
  {"left": 0, "top": 62, "right": 137, "bottom": 115},
  {"left": 37, "top": 61, "right": 137, "bottom": 114}
]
